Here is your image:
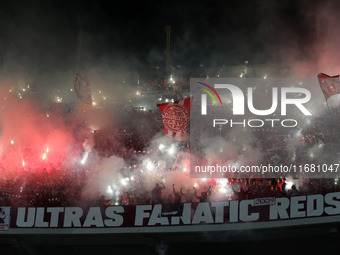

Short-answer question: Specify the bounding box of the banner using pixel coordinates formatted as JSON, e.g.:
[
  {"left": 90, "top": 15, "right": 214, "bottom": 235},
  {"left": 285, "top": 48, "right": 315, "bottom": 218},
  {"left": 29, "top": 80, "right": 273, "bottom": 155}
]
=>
[
  {"left": 317, "top": 73, "right": 340, "bottom": 101},
  {"left": 0, "top": 207, "right": 10, "bottom": 231},
  {"left": 74, "top": 73, "right": 92, "bottom": 105},
  {"left": 2, "top": 192, "right": 340, "bottom": 234},
  {"left": 254, "top": 197, "right": 276, "bottom": 206},
  {"left": 157, "top": 97, "right": 191, "bottom": 141}
]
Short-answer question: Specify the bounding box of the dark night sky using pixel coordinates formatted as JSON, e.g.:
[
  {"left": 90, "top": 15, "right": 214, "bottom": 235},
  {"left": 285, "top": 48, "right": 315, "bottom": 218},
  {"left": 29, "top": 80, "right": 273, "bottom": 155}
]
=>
[{"left": 0, "top": 0, "right": 336, "bottom": 73}]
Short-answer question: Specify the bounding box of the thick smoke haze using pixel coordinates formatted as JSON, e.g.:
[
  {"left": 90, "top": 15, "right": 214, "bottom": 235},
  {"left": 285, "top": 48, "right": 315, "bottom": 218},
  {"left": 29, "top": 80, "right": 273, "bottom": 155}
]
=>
[
  {"left": 0, "top": 0, "right": 340, "bottom": 98},
  {"left": 1, "top": 3, "right": 340, "bottom": 255},
  {"left": 0, "top": 0, "right": 339, "bottom": 199}
]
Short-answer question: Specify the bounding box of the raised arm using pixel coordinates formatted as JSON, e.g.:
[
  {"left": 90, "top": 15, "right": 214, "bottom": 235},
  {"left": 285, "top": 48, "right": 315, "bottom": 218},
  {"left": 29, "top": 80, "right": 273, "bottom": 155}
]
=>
[
  {"left": 193, "top": 187, "right": 200, "bottom": 199},
  {"left": 208, "top": 186, "right": 214, "bottom": 195},
  {"left": 180, "top": 187, "right": 184, "bottom": 196}
]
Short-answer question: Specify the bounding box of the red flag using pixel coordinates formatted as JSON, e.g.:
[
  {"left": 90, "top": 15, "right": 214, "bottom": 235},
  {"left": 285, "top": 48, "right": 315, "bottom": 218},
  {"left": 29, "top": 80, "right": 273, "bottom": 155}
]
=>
[
  {"left": 157, "top": 97, "right": 191, "bottom": 141},
  {"left": 317, "top": 73, "right": 340, "bottom": 101},
  {"left": 74, "top": 73, "right": 92, "bottom": 105}
]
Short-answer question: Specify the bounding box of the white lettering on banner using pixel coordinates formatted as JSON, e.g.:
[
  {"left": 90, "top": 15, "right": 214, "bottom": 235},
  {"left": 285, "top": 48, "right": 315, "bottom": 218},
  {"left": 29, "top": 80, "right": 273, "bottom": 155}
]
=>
[
  {"left": 229, "top": 201, "right": 239, "bottom": 222},
  {"left": 35, "top": 208, "right": 49, "bottom": 227},
  {"left": 47, "top": 207, "right": 64, "bottom": 227},
  {"left": 211, "top": 202, "right": 229, "bottom": 223},
  {"left": 148, "top": 204, "right": 169, "bottom": 226},
  {"left": 135, "top": 205, "right": 152, "bottom": 226},
  {"left": 191, "top": 203, "right": 214, "bottom": 224},
  {"left": 16, "top": 207, "right": 35, "bottom": 227},
  {"left": 240, "top": 200, "right": 259, "bottom": 222},
  {"left": 10, "top": 193, "right": 340, "bottom": 230},
  {"left": 171, "top": 203, "right": 192, "bottom": 225},
  {"left": 64, "top": 207, "right": 83, "bottom": 227},
  {"left": 269, "top": 198, "right": 290, "bottom": 220},
  {"left": 290, "top": 196, "right": 306, "bottom": 218},
  {"left": 16, "top": 206, "right": 125, "bottom": 228},
  {"left": 105, "top": 207, "right": 124, "bottom": 227},
  {"left": 307, "top": 195, "right": 323, "bottom": 217},
  {"left": 325, "top": 192, "right": 340, "bottom": 215},
  {"left": 83, "top": 207, "right": 104, "bottom": 227}
]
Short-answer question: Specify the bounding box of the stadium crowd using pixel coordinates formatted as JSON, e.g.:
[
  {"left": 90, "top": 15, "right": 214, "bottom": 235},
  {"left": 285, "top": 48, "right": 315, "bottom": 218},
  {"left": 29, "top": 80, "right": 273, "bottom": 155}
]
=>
[
  {"left": 1, "top": 78, "right": 340, "bottom": 208},
  {"left": 1, "top": 105, "right": 340, "bottom": 208},
  {"left": 1, "top": 166, "right": 339, "bottom": 207}
]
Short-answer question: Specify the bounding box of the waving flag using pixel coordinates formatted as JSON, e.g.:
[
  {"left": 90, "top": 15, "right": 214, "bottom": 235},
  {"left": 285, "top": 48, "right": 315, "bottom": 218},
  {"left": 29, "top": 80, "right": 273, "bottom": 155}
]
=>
[
  {"left": 74, "top": 73, "right": 92, "bottom": 105},
  {"left": 157, "top": 97, "right": 191, "bottom": 141},
  {"left": 317, "top": 73, "right": 340, "bottom": 101}
]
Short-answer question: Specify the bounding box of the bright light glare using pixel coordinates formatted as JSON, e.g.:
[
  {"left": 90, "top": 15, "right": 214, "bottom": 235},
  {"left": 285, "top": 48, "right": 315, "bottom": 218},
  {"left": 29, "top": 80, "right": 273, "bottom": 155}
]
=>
[
  {"left": 219, "top": 179, "right": 227, "bottom": 187},
  {"left": 285, "top": 181, "right": 294, "bottom": 190},
  {"left": 107, "top": 186, "right": 113, "bottom": 194},
  {"left": 146, "top": 161, "right": 154, "bottom": 171},
  {"left": 168, "top": 145, "right": 176, "bottom": 155},
  {"left": 80, "top": 155, "right": 87, "bottom": 165},
  {"left": 219, "top": 187, "right": 227, "bottom": 193},
  {"left": 42, "top": 147, "right": 49, "bottom": 160},
  {"left": 296, "top": 130, "right": 301, "bottom": 137},
  {"left": 120, "top": 178, "right": 128, "bottom": 186}
]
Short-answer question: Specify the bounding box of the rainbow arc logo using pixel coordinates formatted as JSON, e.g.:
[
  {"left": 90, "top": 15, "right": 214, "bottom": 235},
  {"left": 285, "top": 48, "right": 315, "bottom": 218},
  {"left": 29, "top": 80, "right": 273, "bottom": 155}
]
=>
[{"left": 196, "top": 82, "right": 222, "bottom": 106}]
